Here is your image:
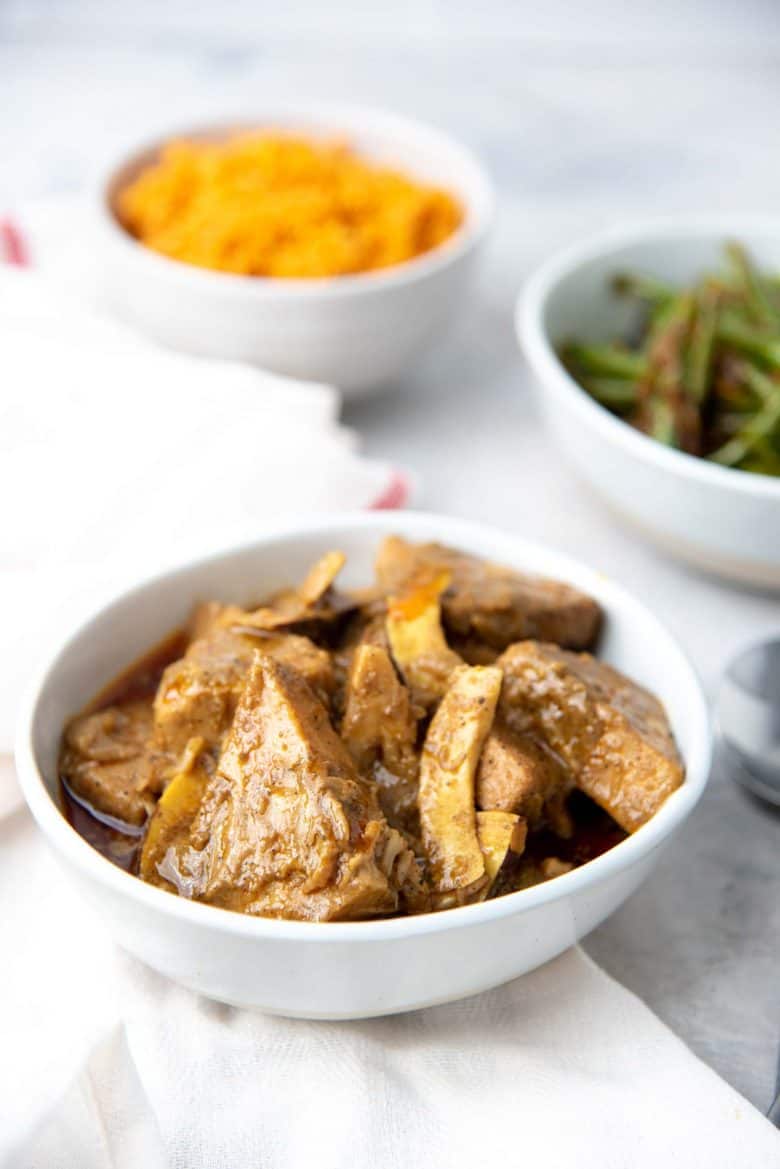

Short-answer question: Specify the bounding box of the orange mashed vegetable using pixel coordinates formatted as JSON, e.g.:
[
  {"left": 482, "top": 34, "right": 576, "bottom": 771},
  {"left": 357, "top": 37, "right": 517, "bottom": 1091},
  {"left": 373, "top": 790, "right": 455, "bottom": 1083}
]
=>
[{"left": 118, "top": 133, "right": 464, "bottom": 278}]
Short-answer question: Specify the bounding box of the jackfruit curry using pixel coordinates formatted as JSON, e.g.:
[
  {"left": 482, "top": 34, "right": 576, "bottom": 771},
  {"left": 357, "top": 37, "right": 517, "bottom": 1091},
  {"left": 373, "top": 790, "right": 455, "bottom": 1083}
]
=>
[{"left": 59, "top": 537, "right": 685, "bottom": 921}]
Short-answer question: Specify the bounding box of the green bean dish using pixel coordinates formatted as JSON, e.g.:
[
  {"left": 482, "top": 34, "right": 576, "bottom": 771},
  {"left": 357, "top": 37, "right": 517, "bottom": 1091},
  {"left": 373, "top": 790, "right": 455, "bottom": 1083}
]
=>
[{"left": 560, "top": 242, "right": 780, "bottom": 477}]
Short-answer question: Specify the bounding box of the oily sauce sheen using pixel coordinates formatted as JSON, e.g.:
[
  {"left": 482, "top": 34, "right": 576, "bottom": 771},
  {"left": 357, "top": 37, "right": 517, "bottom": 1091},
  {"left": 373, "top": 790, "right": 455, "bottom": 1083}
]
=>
[{"left": 60, "top": 629, "right": 187, "bottom": 872}]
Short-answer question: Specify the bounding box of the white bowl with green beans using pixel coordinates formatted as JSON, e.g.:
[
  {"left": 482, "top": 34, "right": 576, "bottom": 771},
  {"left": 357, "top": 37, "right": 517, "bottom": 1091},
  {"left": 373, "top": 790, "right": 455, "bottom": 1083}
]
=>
[{"left": 518, "top": 219, "right": 780, "bottom": 588}]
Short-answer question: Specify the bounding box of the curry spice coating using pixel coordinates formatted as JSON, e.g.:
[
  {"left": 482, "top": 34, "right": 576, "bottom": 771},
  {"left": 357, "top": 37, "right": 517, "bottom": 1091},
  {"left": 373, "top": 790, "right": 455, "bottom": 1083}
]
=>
[{"left": 60, "top": 537, "right": 683, "bottom": 921}]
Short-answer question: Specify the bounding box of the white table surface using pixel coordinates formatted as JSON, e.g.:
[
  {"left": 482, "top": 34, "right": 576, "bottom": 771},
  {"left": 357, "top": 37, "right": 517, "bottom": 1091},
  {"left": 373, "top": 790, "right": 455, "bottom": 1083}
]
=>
[{"left": 2, "top": 0, "right": 779, "bottom": 1111}]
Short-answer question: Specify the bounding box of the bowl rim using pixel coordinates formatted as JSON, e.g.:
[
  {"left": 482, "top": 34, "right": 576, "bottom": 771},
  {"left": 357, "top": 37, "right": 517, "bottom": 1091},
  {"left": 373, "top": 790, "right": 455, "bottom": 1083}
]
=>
[
  {"left": 98, "top": 102, "right": 495, "bottom": 299},
  {"left": 14, "top": 510, "right": 712, "bottom": 943},
  {"left": 516, "top": 215, "right": 780, "bottom": 499}
]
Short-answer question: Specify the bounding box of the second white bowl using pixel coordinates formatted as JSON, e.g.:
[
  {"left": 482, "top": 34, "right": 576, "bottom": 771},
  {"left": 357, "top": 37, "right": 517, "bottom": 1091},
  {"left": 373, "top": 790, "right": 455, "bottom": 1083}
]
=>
[
  {"left": 518, "top": 218, "right": 780, "bottom": 588},
  {"left": 98, "top": 105, "right": 493, "bottom": 397}
]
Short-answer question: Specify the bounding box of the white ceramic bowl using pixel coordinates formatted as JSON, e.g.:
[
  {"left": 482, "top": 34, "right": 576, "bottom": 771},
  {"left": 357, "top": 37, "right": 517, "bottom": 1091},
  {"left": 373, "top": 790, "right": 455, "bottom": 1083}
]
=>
[
  {"left": 517, "top": 218, "right": 780, "bottom": 588},
  {"left": 97, "top": 105, "right": 493, "bottom": 397},
  {"left": 15, "top": 512, "right": 710, "bottom": 1019}
]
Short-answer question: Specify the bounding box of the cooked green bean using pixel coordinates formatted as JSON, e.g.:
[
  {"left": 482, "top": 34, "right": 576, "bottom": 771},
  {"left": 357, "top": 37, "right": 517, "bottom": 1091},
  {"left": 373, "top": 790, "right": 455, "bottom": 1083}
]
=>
[
  {"left": 558, "top": 242, "right": 780, "bottom": 477},
  {"left": 646, "top": 398, "right": 679, "bottom": 447},
  {"left": 717, "top": 317, "right": 780, "bottom": 369},
  {"left": 725, "top": 241, "right": 780, "bottom": 331},
  {"left": 579, "top": 377, "right": 639, "bottom": 411},
  {"left": 709, "top": 392, "right": 780, "bottom": 467},
  {"left": 612, "top": 272, "right": 674, "bottom": 306},
  {"left": 561, "top": 343, "right": 648, "bottom": 380},
  {"left": 686, "top": 286, "right": 719, "bottom": 403}
]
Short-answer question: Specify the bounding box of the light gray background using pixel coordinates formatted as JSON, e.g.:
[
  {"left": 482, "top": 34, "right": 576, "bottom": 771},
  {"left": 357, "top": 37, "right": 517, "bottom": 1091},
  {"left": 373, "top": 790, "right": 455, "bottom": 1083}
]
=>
[{"left": 2, "top": 0, "right": 779, "bottom": 1109}]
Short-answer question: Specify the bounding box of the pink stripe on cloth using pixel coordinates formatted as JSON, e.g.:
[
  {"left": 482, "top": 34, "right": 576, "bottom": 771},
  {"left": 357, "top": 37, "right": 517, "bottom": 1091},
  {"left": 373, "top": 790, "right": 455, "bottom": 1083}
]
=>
[
  {"left": 0, "top": 218, "right": 29, "bottom": 266},
  {"left": 370, "top": 471, "right": 410, "bottom": 510}
]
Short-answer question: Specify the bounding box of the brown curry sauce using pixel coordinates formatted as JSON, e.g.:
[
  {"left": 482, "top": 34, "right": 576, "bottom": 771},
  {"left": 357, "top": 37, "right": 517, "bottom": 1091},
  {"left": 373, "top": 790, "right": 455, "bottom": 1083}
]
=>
[
  {"left": 61, "top": 631, "right": 626, "bottom": 885},
  {"left": 60, "top": 629, "right": 187, "bottom": 874}
]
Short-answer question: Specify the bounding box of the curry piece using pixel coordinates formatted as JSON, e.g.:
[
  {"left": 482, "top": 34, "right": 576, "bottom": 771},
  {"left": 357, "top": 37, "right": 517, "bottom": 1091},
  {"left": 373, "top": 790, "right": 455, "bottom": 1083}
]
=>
[
  {"left": 498, "top": 642, "right": 683, "bottom": 833},
  {"left": 540, "top": 857, "right": 574, "bottom": 879},
  {"left": 327, "top": 597, "right": 390, "bottom": 722},
  {"left": 419, "top": 665, "right": 502, "bottom": 900},
  {"left": 187, "top": 600, "right": 237, "bottom": 642},
  {"left": 476, "top": 721, "right": 573, "bottom": 836},
  {"left": 152, "top": 627, "right": 254, "bottom": 769},
  {"left": 230, "top": 629, "right": 335, "bottom": 708},
  {"left": 152, "top": 623, "right": 334, "bottom": 781},
  {"left": 475, "top": 810, "right": 527, "bottom": 886},
  {"left": 234, "top": 551, "right": 352, "bottom": 633},
  {"left": 385, "top": 569, "right": 463, "bottom": 709},
  {"left": 143, "top": 654, "right": 422, "bottom": 921},
  {"left": 340, "top": 644, "right": 420, "bottom": 834},
  {"left": 60, "top": 699, "right": 158, "bottom": 826},
  {"left": 139, "top": 738, "right": 209, "bottom": 882},
  {"left": 376, "top": 536, "right": 602, "bottom": 654}
]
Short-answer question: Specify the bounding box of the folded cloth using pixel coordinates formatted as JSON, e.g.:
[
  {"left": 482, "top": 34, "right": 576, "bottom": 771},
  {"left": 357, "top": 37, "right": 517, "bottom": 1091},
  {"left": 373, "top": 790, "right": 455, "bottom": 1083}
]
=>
[
  {"left": 1, "top": 794, "right": 777, "bottom": 1169},
  {"left": 0, "top": 246, "right": 408, "bottom": 756}
]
